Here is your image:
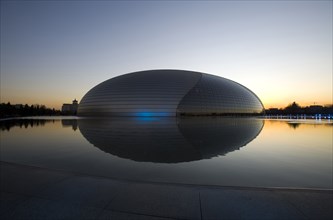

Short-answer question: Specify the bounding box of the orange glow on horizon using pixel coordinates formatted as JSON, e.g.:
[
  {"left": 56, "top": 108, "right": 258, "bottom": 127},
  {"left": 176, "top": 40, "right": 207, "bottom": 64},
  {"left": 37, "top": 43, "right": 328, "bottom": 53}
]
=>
[{"left": 263, "top": 100, "right": 333, "bottom": 109}]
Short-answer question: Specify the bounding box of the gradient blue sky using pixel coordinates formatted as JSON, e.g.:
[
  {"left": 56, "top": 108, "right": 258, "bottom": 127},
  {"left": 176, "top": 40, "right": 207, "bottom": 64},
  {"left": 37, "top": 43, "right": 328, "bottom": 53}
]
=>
[{"left": 1, "top": 0, "right": 332, "bottom": 109}]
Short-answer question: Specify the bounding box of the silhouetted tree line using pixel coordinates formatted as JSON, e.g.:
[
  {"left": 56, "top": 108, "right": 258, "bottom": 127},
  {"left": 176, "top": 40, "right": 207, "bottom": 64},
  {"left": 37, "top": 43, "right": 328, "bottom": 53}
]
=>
[
  {"left": 265, "top": 102, "right": 333, "bottom": 115},
  {"left": 0, "top": 102, "right": 61, "bottom": 118}
]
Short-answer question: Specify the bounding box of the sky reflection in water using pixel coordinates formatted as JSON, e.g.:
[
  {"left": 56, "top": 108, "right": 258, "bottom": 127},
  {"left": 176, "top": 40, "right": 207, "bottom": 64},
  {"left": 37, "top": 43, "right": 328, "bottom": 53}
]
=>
[{"left": 0, "top": 117, "right": 332, "bottom": 189}]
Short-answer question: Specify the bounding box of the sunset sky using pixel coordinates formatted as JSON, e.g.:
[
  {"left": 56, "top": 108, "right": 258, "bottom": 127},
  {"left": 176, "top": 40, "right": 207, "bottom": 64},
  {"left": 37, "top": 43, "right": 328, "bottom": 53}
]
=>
[{"left": 1, "top": 1, "right": 332, "bottom": 110}]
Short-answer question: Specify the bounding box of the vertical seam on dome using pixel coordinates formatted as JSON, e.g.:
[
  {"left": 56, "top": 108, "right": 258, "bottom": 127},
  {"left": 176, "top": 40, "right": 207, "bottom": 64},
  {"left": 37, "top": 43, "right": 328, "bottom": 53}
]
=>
[{"left": 176, "top": 73, "right": 203, "bottom": 115}]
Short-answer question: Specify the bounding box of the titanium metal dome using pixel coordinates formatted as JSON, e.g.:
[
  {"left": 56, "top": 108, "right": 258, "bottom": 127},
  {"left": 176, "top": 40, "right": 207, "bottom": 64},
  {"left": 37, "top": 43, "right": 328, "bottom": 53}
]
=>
[{"left": 78, "top": 70, "right": 264, "bottom": 116}]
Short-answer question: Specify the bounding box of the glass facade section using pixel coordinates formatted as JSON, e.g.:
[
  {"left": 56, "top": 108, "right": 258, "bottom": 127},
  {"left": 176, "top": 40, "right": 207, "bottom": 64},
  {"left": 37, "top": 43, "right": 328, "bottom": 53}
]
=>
[{"left": 177, "top": 73, "right": 264, "bottom": 115}]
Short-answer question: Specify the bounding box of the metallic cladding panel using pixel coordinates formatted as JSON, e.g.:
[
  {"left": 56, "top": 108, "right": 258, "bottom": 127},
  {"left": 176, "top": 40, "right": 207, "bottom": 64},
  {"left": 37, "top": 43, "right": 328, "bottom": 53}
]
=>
[
  {"left": 78, "top": 70, "right": 201, "bottom": 116},
  {"left": 177, "top": 73, "right": 264, "bottom": 115}
]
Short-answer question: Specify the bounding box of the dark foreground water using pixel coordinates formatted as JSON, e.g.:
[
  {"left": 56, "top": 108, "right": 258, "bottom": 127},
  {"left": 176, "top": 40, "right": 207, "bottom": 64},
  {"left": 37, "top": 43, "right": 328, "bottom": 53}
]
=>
[{"left": 1, "top": 117, "right": 332, "bottom": 189}]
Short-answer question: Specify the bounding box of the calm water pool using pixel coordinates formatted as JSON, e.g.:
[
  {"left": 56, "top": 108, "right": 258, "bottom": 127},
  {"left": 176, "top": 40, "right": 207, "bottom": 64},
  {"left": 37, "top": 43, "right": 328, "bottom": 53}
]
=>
[{"left": 1, "top": 117, "right": 332, "bottom": 189}]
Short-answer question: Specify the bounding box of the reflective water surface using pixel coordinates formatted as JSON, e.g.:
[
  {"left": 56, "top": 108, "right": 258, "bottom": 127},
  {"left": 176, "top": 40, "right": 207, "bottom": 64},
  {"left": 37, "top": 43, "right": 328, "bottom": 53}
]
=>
[{"left": 1, "top": 117, "right": 332, "bottom": 188}]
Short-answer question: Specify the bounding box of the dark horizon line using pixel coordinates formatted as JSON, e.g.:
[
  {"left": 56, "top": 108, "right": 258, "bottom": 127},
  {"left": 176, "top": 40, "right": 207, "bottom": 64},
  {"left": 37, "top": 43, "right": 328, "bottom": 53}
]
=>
[{"left": 1, "top": 101, "right": 333, "bottom": 118}]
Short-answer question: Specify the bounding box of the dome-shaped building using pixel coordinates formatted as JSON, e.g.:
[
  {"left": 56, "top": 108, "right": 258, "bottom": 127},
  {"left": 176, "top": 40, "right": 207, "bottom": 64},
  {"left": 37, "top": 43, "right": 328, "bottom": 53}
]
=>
[{"left": 78, "top": 70, "right": 264, "bottom": 116}]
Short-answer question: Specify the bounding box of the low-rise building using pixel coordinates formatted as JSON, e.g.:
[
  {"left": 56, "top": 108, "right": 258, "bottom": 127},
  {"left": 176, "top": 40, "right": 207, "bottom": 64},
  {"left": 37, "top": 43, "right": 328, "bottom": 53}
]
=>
[{"left": 61, "top": 99, "right": 78, "bottom": 115}]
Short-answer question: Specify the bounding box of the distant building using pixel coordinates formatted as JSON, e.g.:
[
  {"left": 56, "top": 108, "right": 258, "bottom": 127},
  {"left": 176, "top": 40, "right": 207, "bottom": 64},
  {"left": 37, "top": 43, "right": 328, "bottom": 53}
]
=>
[
  {"left": 308, "top": 105, "right": 323, "bottom": 114},
  {"left": 62, "top": 99, "right": 79, "bottom": 115},
  {"left": 14, "top": 104, "right": 23, "bottom": 109},
  {"left": 265, "top": 108, "right": 280, "bottom": 115}
]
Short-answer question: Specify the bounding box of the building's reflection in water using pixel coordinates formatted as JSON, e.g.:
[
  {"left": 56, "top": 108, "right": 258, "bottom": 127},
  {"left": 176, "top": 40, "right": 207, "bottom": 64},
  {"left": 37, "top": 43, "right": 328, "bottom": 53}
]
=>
[
  {"left": 78, "top": 117, "right": 264, "bottom": 163},
  {"left": 61, "top": 119, "right": 78, "bottom": 131}
]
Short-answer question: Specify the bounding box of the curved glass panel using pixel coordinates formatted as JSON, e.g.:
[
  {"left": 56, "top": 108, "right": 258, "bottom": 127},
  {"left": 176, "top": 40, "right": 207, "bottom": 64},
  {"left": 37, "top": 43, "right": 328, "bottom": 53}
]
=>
[{"left": 177, "top": 73, "right": 264, "bottom": 115}]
